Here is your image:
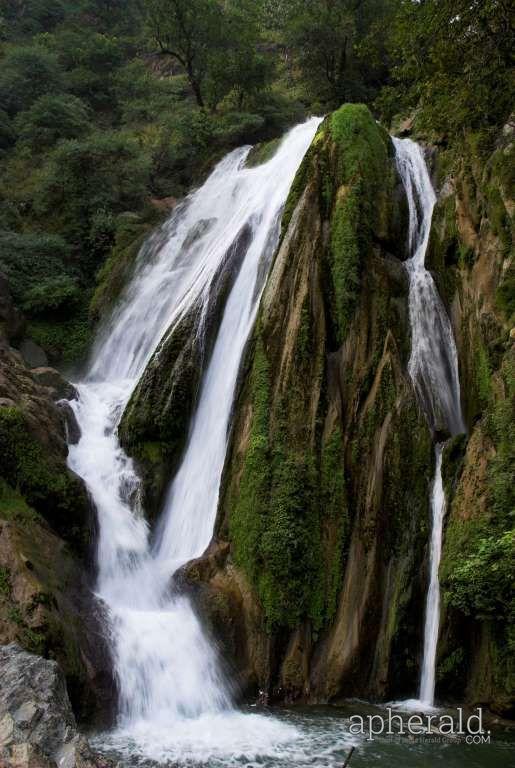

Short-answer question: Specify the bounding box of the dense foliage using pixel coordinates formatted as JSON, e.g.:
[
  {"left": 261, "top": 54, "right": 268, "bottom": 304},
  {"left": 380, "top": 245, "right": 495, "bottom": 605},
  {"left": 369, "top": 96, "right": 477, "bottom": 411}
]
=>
[{"left": 0, "top": 0, "right": 512, "bottom": 365}]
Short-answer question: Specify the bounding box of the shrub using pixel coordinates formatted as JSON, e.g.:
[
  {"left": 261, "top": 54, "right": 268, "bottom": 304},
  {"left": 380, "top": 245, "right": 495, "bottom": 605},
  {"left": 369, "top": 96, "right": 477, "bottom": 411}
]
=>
[
  {"left": 0, "top": 45, "right": 64, "bottom": 116},
  {"left": 15, "top": 93, "right": 90, "bottom": 150},
  {"left": 0, "top": 230, "right": 72, "bottom": 310},
  {"left": 34, "top": 131, "right": 151, "bottom": 260}
]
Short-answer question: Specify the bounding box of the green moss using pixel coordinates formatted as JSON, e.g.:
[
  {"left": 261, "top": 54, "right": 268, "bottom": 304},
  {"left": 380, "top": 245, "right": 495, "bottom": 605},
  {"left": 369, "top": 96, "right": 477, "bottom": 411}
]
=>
[
  {"left": 230, "top": 328, "right": 350, "bottom": 631},
  {"left": 259, "top": 448, "right": 319, "bottom": 628},
  {"left": 326, "top": 105, "right": 393, "bottom": 343},
  {"left": 120, "top": 309, "right": 198, "bottom": 447},
  {"left": 458, "top": 243, "right": 475, "bottom": 269},
  {"left": 0, "top": 479, "right": 40, "bottom": 524},
  {"left": 245, "top": 138, "right": 281, "bottom": 168},
  {"left": 495, "top": 261, "right": 515, "bottom": 320},
  {"left": 0, "top": 408, "right": 88, "bottom": 547},
  {"left": 312, "top": 428, "right": 348, "bottom": 628},
  {"left": 281, "top": 139, "right": 317, "bottom": 238},
  {"left": 27, "top": 292, "right": 93, "bottom": 367},
  {"left": 488, "top": 353, "right": 515, "bottom": 520},
  {"left": 229, "top": 334, "right": 271, "bottom": 588},
  {"left": 7, "top": 605, "right": 23, "bottom": 624},
  {"left": 330, "top": 189, "right": 361, "bottom": 339},
  {"left": 20, "top": 626, "right": 46, "bottom": 655},
  {"left": 0, "top": 566, "right": 10, "bottom": 595},
  {"left": 442, "top": 434, "right": 467, "bottom": 504},
  {"left": 437, "top": 647, "right": 465, "bottom": 686},
  {"left": 382, "top": 401, "right": 432, "bottom": 556},
  {"left": 138, "top": 441, "right": 165, "bottom": 465},
  {"left": 486, "top": 184, "right": 512, "bottom": 256},
  {"left": 471, "top": 340, "right": 492, "bottom": 413},
  {"left": 90, "top": 210, "right": 160, "bottom": 320}
]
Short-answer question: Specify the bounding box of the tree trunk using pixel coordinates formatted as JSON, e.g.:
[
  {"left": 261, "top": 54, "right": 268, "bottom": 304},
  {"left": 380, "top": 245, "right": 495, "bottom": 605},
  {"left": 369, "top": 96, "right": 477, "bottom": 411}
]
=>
[{"left": 187, "top": 66, "right": 205, "bottom": 108}]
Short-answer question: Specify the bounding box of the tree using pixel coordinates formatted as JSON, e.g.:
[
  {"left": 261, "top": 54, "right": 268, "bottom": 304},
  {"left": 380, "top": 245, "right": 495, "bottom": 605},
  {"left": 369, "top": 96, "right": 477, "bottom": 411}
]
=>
[
  {"left": 283, "top": 0, "right": 395, "bottom": 107},
  {"left": 386, "top": 0, "right": 514, "bottom": 136},
  {"left": 14, "top": 94, "right": 90, "bottom": 150},
  {"left": 205, "top": 0, "right": 272, "bottom": 110},
  {"left": 145, "top": 0, "right": 271, "bottom": 110},
  {"left": 0, "top": 45, "right": 64, "bottom": 116},
  {"left": 1, "top": 0, "right": 66, "bottom": 36},
  {"left": 145, "top": 0, "right": 224, "bottom": 107}
]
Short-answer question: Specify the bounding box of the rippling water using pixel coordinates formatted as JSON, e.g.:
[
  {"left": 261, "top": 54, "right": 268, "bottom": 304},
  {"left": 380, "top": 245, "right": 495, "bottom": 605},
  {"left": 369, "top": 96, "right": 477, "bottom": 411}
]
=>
[{"left": 89, "top": 704, "right": 514, "bottom": 768}]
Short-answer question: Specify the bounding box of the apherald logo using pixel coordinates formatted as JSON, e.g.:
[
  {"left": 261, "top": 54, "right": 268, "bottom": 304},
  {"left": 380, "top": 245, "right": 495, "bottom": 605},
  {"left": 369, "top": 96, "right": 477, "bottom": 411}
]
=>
[{"left": 347, "top": 707, "right": 491, "bottom": 743}]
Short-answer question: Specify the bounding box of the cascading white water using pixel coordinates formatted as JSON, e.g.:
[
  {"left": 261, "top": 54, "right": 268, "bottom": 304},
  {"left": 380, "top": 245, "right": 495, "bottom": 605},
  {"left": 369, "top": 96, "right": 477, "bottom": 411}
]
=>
[
  {"left": 393, "top": 138, "right": 465, "bottom": 709},
  {"left": 68, "top": 117, "right": 322, "bottom": 761},
  {"left": 419, "top": 444, "right": 446, "bottom": 706}
]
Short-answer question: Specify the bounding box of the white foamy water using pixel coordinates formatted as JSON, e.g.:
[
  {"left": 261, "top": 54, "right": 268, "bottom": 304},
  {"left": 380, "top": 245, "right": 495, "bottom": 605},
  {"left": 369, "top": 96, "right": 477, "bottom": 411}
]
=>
[
  {"left": 68, "top": 118, "right": 321, "bottom": 760},
  {"left": 393, "top": 138, "right": 465, "bottom": 708}
]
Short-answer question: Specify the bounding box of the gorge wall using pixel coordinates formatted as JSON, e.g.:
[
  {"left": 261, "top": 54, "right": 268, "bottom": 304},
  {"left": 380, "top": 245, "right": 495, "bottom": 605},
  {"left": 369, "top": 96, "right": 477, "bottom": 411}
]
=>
[{"left": 175, "top": 106, "right": 513, "bottom": 714}]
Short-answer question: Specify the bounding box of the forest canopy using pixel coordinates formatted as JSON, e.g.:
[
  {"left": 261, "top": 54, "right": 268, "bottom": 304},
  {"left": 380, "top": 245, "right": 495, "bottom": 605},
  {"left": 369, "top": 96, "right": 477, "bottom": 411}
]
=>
[{"left": 0, "top": 0, "right": 513, "bottom": 364}]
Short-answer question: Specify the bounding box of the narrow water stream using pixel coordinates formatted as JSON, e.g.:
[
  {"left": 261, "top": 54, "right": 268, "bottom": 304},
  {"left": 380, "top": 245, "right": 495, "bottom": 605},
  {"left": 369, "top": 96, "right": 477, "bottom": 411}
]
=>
[{"left": 393, "top": 138, "right": 466, "bottom": 708}]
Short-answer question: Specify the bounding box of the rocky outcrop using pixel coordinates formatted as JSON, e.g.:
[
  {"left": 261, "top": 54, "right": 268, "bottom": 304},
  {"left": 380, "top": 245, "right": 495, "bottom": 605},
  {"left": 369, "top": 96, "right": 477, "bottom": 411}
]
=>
[
  {"left": 426, "top": 123, "right": 514, "bottom": 716},
  {"left": 182, "top": 105, "right": 434, "bottom": 703},
  {"left": 0, "top": 290, "right": 114, "bottom": 722},
  {"left": 119, "top": 219, "right": 253, "bottom": 518},
  {"left": 0, "top": 342, "right": 90, "bottom": 551},
  {"left": 0, "top": 644, "right": 115, "bottom": 767}
]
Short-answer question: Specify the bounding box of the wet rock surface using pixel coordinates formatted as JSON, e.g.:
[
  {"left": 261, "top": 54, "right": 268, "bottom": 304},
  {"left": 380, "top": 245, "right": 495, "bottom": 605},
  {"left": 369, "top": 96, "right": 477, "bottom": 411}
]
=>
[{"left": 0, "top": 645, "right": 116, "bottom": 768}]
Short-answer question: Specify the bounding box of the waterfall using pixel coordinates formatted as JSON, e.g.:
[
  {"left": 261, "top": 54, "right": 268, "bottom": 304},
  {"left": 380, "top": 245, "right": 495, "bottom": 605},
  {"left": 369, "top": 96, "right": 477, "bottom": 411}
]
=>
[
  {"left": 393, "top": 138, "right": 465, "bottom": 708},
  {"left": 67, "top": 117, "right": 322, "bottom": 760}
]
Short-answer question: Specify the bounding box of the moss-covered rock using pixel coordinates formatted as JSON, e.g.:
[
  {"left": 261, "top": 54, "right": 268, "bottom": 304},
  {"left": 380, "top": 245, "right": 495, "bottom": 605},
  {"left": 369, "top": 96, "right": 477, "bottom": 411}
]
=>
[
  {"left": 429, "top": 123, "right": 514, "bottom": 715},
  {"left": 245, "top": 138, "right": 281, "bottom": 168},
  {"left": 0, "top": 407, "right": 91, "bottom": 550},
  {"left": 0, "top": 338, "right": 113, "bottom": 723},
  {"left": 198, "top": 104, "right": 435, "bottom": 702},
  {"left": 90, "top": 208, "right": 163, "bottom": 323},
  {"left": 119, "top": 221, "right": 253, "bottom": 517}
]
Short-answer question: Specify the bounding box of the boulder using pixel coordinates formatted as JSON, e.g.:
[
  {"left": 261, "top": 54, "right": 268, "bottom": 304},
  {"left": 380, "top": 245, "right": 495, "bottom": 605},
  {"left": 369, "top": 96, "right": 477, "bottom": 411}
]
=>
[
  {"left": 0, "top": 645, "right": 116, "bottom": 768},
  {"left": 0, "top": 644, "right": 76, "bottom": 761},
  {"left": 19, "top": 341, "right": 48, "bottom": 370},
  {"left": 29, "top": 368, "right": 77, "bottom": 402},
  {"left": 56, "top": 401, "right": 81, "bottom": 445}
]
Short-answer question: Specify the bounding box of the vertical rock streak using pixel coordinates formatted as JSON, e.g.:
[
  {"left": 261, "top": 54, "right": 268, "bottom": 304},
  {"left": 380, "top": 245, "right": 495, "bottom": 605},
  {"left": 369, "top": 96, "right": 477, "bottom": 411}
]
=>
[{"left": 393, "top": 138, "right": 465, "bottom": 707}]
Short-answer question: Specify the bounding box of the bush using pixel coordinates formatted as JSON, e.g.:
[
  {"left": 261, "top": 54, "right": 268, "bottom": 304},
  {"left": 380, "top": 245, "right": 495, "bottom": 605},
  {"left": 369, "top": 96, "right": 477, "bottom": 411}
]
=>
[
  {"left": 0, "top": 230, "right": 72, "bottom": 311},
  {"left": 22, "top": 274, "right": 79, "bottom": 314},
  {"left": 34, "top": 131, "right": 151, "bottom": 261},
  {"left": 0, "top": 45, "right": 64, "bottom": 116},
  {"left": 14, "top": 93, "right": 90, "bottom": 150}
]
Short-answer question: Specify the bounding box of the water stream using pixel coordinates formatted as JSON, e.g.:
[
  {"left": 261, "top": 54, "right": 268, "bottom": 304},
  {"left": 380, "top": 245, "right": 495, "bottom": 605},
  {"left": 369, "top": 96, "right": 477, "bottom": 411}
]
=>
[
  {"left": 68, "top": 118, "right": 322, "bottom": 762},
  {"left": 393, "top": 138, "right": 465, "bottom": 708}
]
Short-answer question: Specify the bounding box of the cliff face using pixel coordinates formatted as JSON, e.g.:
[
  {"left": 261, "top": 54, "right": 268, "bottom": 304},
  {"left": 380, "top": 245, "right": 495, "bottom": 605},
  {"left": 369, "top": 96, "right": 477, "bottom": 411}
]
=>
[
  {"left": 0, "top": 290, "right": 114, "bottom": 722},
  {"left": 427, "top": 124, "right": 514, "bottom": 715},
  {"left": 108, "top": 105, "right": 513, "bottom": 714},
  {"left": 182, "top": 105, "right": 434, "bottom": 702},
  {"left": 182, "top": 108, "right": 513, "bottom": 714}
]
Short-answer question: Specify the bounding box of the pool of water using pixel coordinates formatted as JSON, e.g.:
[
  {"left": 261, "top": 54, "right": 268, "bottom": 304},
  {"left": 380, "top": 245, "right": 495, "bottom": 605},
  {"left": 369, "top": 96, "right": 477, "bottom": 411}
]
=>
[{"left": 89, "top": 703, "right": 514, "bottom": 767}]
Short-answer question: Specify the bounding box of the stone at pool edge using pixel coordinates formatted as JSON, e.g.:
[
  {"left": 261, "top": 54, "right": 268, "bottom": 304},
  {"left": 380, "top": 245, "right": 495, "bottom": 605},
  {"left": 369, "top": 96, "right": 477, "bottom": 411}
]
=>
[{"left": 0, "top": 644, "right": 118, "bottom": 768}]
